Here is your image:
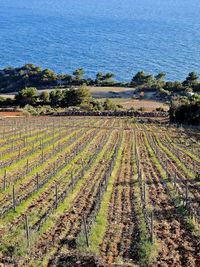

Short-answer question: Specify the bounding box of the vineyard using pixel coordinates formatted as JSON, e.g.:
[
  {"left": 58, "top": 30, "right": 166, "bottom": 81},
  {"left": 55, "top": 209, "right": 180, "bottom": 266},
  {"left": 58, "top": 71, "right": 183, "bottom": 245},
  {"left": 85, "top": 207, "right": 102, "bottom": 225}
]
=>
[{"left": 0, "top": 117, "right": 199, "bottom": 267}]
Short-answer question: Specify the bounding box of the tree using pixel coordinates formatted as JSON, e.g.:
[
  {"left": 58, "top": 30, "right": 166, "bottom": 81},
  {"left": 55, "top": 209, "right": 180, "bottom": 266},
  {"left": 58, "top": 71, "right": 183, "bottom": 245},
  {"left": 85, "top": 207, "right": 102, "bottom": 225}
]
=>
[
  {"left": 183, "top": 71, "right": 199, "bottom": 86},
  {"left": 76, "top": 85, "right": 92, "bottom": 104},
  {"left": 41, "top": 69, "right": 57, "bottom": 85},
  {"left": 105, "top": 72, "right": 115, "bottom": 80},
  {"left": 155, "top": 72, "right": 166, "bottom": 81},
  {"left": 22, "top": 64, "right": 38, "bottom": 71},
  {"left": 132, "top": 71, "right": 146, "bottom": 85},
  {"left": 95, "top": 72, "right": 115, "bottom": 85},
  {"left": 96, "top": 72, "right": 103, "bottom": 82},
  {"left": 159, "top": 88, "right": 171, "bottom": 98},
  {"left": 95, "top": 72, "right": 103, "bottom": 85},
  {"left": 86, "top": 77, "right": 94, "bottom": 86},
  {"left": 187, "top": 71, "right": 198, "bottom": 82},
  {"left": 104, "top": 73, "right": 115, "bottom": 85},
  {"left": 192, "top": 82, "right": 200, "bottom": 92},
  {"left": 164, "top": 81, "right": 183, "bottom": 92},
  {"left": 73, "top": 68, "right": 84, "bottom": 81},
  {"left": 15, "top": 87, "right": 38, "bottom": 106},
  {"left": 62, "top": 74, "right": 73, "bottom": 85},
  {"left": 40, "top": 91, "right": 50, "bottom": 103},
  {"left": 90, "top": 99, "right": 104, "bottom": 111},
  {"left": 49, "top": 89, "right": 63, "bottom": 107},
  {"left": 62, "top": 88, "right": 77, "bottom": 107},
  {"left": 103, "top": 99, "right": 116, "bottom": 110},
  {"left": 170, "top": 95, "right": 200, "bottom": 125},
  {"left": 131, "top": 71, "right": 153, "bottom": 86},
  {"left": 62, "top": 85, "right": 92, "bottom": 107}
]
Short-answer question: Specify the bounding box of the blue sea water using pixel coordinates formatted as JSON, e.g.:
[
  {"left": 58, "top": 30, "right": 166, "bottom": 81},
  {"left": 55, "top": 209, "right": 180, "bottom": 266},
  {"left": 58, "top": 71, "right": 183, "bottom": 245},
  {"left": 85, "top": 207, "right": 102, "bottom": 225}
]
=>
[{"left": 0, "top": 0, "right": 200, "bottom": 81}]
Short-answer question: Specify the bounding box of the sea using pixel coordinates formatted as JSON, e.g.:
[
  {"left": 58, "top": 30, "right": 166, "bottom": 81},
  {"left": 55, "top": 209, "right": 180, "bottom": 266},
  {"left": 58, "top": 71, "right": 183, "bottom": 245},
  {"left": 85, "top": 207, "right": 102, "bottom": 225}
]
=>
[{"left": 0, "top": 0, "right": 200, "bottom": 81}]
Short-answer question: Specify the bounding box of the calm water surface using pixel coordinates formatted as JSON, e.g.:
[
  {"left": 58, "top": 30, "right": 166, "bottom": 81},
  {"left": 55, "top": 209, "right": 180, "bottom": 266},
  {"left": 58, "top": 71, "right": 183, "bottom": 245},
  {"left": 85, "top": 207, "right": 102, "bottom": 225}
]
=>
[{"left": 0, "top": 0, "right": 200, "bottom": 81}]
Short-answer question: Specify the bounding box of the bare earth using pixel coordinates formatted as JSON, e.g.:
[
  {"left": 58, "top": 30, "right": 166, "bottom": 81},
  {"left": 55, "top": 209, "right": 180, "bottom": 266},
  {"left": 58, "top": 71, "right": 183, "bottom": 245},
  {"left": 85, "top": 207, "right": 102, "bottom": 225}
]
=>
[
  {"left": 0, "top": 111, "right": 23, "bottom": 117},
  {"left": 0, "top": 86, "right": 168, "bottom": 112},
  {"left": 107, "top": 98, "right": 169, "bottom": 111}
]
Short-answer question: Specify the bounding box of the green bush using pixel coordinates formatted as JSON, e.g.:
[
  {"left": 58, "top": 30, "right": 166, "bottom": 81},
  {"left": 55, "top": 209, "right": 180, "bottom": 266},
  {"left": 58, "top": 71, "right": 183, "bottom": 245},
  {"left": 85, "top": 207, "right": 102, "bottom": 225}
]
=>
[{"left": 170, "top": 95, "right": 200, "bottom": 125}]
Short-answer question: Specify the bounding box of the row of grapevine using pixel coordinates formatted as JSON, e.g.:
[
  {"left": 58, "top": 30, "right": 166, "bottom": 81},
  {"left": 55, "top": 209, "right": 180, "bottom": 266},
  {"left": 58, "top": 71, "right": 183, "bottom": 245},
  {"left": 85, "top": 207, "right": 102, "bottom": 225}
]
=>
[{"left": 0, "top": 117, "right": 199, "bottom": 267}]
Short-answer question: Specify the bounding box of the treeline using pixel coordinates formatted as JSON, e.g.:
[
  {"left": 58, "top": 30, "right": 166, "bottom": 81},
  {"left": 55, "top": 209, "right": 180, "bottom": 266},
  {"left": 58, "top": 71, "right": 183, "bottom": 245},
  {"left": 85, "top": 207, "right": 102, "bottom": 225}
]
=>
[
  {"left": 0, "top": 64, "right": 200, "bottom": 95},
  {"left": 0, "top": 64, "right": 118, "bottom": 93},
  {"left": 0, "top": 86, "right": 119, "bottom": 111},
  {"left": 130, "top": 71, "right": 200, "bottom": 101},
  {"left": 170, "top": 95, "right": 200, "bottom": 125}
]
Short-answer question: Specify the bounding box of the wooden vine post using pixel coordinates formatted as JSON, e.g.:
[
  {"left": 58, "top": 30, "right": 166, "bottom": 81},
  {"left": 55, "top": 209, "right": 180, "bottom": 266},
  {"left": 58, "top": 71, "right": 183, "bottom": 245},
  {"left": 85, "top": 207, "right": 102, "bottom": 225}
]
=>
[
  {"left": 26, "top": 159, "right": 29, "bottom": 174},
  {"left": 138, "top": 169, "right": 141, "bottom": 186},
  {"left": 172, "top": 170, "right": 177, "bottom": 193},
  {"left": 18, "top": 146, "right": 21, "bottom": 158},
  {"left": 41, "top": 148, "right": 44, "bottom": 162},
  {"left": 3, "top": 169, "right": 6, "bottom": 191},
  {"left": 53, "top": 162, "right": 56, "bottom": 174},
  {"left": 81, "top": 159, "right": 85, "bottom": 177},
  {"left": 71, "top": 171, "right": 74, "bottom": 190},
  {"left": 36, "top": 173, "right": 39, "bottom": 191},
  {"left": 58, "top": 142, "right": 60, "bottom": 152},
  {"left": 55, "top": 184, "right": 58, "bottom": 209},
  {"left": 25, "top": 214, "right": 30, "bottom": 248},
  {"left": 83, "top": 215, "right": 89, "bottom": 247},
  {"left": 143, "top": 179, "right": 146, "bottom": 208},
  {"left": 165, "top": 159, "right": 168, "bottom": 176},
  {"left": 13, "top": 184, "right": 16, "bottom": 211},
  {"left": 185, "top": 180, "right": 188, "bottom": 207},
  {"left": 150, "top": 211, "right": 154, "bottom": 243},
  {"left": 192, "top": 161, "right": 196, "bottom": 175}
]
